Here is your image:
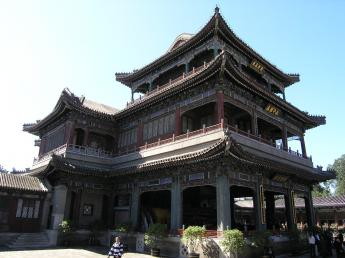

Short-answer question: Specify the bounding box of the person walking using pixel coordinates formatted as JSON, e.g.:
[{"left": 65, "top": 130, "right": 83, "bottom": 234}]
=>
[{"left": 108, "top": 236, "right": 124, "bottom": 258}]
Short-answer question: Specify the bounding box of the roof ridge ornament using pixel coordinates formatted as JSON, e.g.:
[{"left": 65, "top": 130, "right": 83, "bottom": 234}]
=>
[{"left": 215, "top": 5, "right": 220, "bottom": 15}]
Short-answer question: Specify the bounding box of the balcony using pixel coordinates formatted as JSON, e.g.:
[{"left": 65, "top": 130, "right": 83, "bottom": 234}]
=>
[
  {"left": 127, "top": 61, "right": 211, "bottom": 108},
  {"left": 32, "top": 122, "right": 314, "bottom": 172}
]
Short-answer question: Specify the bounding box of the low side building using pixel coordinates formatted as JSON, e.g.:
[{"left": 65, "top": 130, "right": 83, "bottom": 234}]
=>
[{"left": 0, "top": 173, "right": 48, "bottom": 232}]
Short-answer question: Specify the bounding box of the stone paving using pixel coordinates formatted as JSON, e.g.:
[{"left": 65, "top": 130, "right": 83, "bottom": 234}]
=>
[
  {"left": 0, "top": 247, "right": 337, "bottom": 258},
  {"left": 0, "top": 247, "right": 153, "bottom": 258}
]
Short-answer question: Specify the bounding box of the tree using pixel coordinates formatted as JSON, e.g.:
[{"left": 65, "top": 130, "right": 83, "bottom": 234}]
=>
[
  {"left": 0, "top": 164, "right": 7, "bottom": 173},
  {"left": 312, "top": 181, "right": 334, "bottom": 197},
  {"left": 332, "top": 154, "right": 345, "bottom": 195}
]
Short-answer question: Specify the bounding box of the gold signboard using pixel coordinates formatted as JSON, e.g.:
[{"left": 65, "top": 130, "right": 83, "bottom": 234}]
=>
[
  {"left": 250, "top": 59, "right": 264, "bottom": 74},
  {"left": 265, "top": 104, "right": 280, "bottom": 116}
]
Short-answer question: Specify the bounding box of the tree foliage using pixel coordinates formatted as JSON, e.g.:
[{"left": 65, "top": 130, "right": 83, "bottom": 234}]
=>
[
  {"left": 221, "top": 229, "right": 245, "bottom": 257},
  {"left": 0, "top": 164, "right": 7, "bottom": 173},
  {"left": 312, "top": 181, "right": 333, "bottom": 197},
  {"left": 144, "top": 223, "right": 166, "bottom": 249},
  {"left": 332, "top": 154, "right": 345, "bottom": 195},
  {"left": 182, "top": 226, "right": 205, "bottom": 254}
]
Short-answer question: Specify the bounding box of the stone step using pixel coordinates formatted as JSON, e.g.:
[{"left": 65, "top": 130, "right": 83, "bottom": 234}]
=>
[{"left": 7, "top": 232, "right": 51, "bottom": 249}]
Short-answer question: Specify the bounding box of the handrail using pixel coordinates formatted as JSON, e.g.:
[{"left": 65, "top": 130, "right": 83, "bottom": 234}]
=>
[
  {"left": 128, "top": 61, "right": 211, "bottom": 106},
  {"left": 225, "top": 124, "right": 310, "bottom": 160},
  {"left": 33, "top": 121, "right": 310, "bottom": 165},
  {"left": 33, "top": 144, "right": 68, "bottom": 165}
]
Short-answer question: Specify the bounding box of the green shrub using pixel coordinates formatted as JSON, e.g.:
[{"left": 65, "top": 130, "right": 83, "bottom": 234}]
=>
[
  {"left": 115, "top": 222, "right": 132, "bottom": 233},
  {"left": 144, "top": 223, "right": 167, "bottom": 249},
  {"left": 59, "top": 220, "right": 72, "bottom": 234},
  {"left": 182, "top": 226, "right": 206, "bottom": 254},
  {"left": 221, "top": 229, "right": 245, "bottom": 257}
]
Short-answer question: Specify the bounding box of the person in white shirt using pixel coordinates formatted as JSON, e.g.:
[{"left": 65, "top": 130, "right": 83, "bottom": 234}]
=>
[{"left": 308, "top": 232, "right": 316, "bottom": 257}]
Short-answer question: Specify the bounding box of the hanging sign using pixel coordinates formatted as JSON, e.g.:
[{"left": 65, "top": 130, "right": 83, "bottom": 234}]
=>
[
  {"left": 265, "top": 104, "right": 280, "bottom": 116},
  {"left": 250, "top": 59, "right": 265, "bottom": 74}
]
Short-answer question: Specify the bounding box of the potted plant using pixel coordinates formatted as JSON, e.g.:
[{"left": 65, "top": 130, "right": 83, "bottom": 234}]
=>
[
  {"left": 114, "top": 222, "right": 132, "bottom": 251},
  {"left": 58, "top": 220, "right": 73, "bottom": 246},
  {"left": 182, "top": 226, "right": 206, "bottom": 258},
  {"left": 252, "top": 230, "right": 273, "bottom": 258},
  {"left": 221, "top": 229, "right": 245, "bottom": 258},
  {"left": 144, "top": 223, "right": 167, "bottom": 257}
]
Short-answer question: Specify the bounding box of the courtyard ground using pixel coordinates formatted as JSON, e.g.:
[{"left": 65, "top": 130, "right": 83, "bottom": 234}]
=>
[{"left": 0, "top": 247, "right": 336, "bottom": 258}]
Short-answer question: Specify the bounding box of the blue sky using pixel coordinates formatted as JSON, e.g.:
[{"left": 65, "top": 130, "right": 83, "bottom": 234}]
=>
[{"left": 0, "top": 0, "right": 344, "bottom": 170}]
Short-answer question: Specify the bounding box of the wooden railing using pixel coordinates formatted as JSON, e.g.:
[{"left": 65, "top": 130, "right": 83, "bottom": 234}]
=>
[
  {"left": 33, "top": 144, "right": 67, "bottom": 165},
  {"left": 33, "top": 120, "right": 310, "bottom": 165},
  {"left": 66, "top": 144, "right": 113, "bottom": 158},
  {"left": 128, "top": 61, "right": 211, "bottom": 107},
  {"left": 225, "top": 123, "right": 310, "bottom": 160}
]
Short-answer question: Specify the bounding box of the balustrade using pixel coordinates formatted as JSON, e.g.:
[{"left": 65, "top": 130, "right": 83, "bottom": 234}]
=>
[
  {"left": 33, "top": 121, "right": 310, "bottom": 167},
  {"left": 128, "top": 61, "right": 212, "bottom": 107}
]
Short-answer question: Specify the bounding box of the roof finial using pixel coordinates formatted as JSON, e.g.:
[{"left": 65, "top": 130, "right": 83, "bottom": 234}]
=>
[{"left": 215, "top": 5, "right": 220, "bottom": 15}]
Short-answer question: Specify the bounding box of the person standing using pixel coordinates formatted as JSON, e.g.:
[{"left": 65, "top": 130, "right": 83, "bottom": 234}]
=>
[
  {"left": 308, "top": 231, "right": 316, "bottom": 258},
  {"left": 108, "top": 236, "right": 124, "bottom": 258}
]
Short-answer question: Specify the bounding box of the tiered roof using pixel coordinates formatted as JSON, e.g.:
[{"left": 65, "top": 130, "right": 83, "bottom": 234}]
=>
[
  {"left": 115, "top": 7, "right": 299, "bottom": 87},
  {"left": 23, "top": 88, "right": 118, "bottom": 135}
]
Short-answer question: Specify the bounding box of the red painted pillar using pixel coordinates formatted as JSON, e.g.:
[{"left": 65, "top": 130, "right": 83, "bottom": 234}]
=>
[
  {"left": 137, "top": 123, "right": 143, "bottom": 147},
  {"left": 215, "top": 91, "right": 224, "bottom": 124},
  {"left": 175, "top": 107, "right": 181, "bottom": 136}
]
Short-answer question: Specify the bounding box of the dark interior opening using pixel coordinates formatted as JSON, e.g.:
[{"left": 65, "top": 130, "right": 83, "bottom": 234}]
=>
[
  {"left": 140, "top": 190, "right": 171, "bottom": 232},
  {"left": 230, "top": 185, "right": 256, "bottom": 231},
  {"left": 181, "top": 102, "right": 216, "bottom": 133},
  {"left": 74, "top": 128, "right": 85, "bottom": 146},
  {"left": 224, "top": 102, "right": 252, "bottom": 133},
  {"left": 188, "top": 49, "right": 214, "bottom": 71},
  {"left": 183, "top": 185, "right": 217, "bottom": 229}
]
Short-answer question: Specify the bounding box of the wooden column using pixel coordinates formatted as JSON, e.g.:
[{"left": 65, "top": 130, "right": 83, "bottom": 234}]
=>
[
  {"left": 254, "top": 181, "right": 266, "bottom": 231},
  {"left": 39, "top": 137, "right": 47, "bottom": 156},
  {"left": 170, "top": 176, "right": 182, "bottom": 232},
  {"left": 185, "top": 63, "right": 189, "bottom": 73},
  {"left": 65, "top": 121, "right": 75, "bottom": 144},
  {"left": 175, "top": 107, "right": 181, "bottom": 136},
  {"left": 137, "top": 123, "right": 143, "bottom": 147},
  {"left": 305, "top": 188, "right": 316, "bottom": 227},
  {"left": 285, "top": 190, "right": 296, "bottom": 230},
  {"left": 130, "top": 184, "right": 140, "bottom": 230},
  {"left": 251, "top": 112, "right": 258, "bottom": 135},
  {"left": 215, "top": 90, "right": 224, "bottom": 124},
  {"left": 300, "top": 134, "right": 307, "bottom": 158},
  {"left": 265, "top": 191, "right": 275, "bottom": 230},
  {"left": 216, "top": 172, "right": 231, "bottom": 231},
  {"left": 282, "top": 126, "right": 288, "bottom": 150},
  {"left": 83, "top": 128, "right": 89, "bottom": 146}
]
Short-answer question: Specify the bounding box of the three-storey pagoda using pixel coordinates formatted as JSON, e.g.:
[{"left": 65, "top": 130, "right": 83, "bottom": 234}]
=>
[{"left": 3, "top": 8, "right": 334, "bottom": 241}]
